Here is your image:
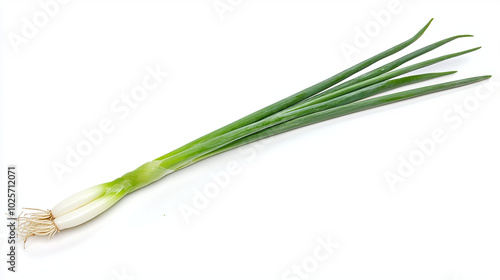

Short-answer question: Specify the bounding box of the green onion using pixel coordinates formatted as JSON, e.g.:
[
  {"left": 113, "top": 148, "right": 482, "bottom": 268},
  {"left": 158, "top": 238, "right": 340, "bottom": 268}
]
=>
[{"left": 18, "top": 19, "right": 491, "bottom": 245}]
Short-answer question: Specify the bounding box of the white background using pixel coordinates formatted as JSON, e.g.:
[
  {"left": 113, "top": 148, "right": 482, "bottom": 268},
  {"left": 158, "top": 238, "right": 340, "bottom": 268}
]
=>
[{"left": 1, "top": 0, "right": 499, "bottom": 279}]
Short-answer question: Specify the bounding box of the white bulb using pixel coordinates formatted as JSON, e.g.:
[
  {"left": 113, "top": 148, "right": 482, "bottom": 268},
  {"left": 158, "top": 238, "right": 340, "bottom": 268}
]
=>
[{"left": 51, "top": 184, "right": 106, "bottom": 218}]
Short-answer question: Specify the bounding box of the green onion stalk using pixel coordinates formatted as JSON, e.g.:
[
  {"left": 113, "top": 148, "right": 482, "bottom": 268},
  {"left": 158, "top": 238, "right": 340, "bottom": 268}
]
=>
[{"left": 18, "top": 19, "right": 491, "bottom": 245}]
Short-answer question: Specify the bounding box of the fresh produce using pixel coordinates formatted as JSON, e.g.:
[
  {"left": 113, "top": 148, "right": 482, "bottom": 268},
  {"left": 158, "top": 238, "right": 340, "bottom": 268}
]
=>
[{"left": 18, "top": 19, "right": 491, "bottom": 245}]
